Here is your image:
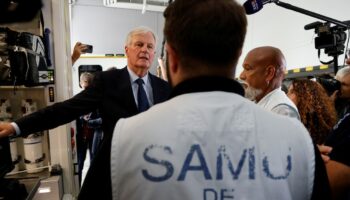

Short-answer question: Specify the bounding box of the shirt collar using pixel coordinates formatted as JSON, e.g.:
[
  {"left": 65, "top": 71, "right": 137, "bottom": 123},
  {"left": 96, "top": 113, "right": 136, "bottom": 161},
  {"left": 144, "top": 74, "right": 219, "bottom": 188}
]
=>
[
  {"left": 127, "top": 66, "right": 149, "bottom": 84},
  {"left": 169, "top": 76, "right": 245, "bottom": 99},
  {"left": 257, "top": 87, "right": 282, "bottom": 104}
]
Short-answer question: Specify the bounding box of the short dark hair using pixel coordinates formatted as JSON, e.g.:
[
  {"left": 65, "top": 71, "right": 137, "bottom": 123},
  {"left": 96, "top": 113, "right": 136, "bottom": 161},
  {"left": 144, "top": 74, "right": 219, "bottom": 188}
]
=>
[{"left": 164, "top": 0, "right": 247, "bottom": 68}]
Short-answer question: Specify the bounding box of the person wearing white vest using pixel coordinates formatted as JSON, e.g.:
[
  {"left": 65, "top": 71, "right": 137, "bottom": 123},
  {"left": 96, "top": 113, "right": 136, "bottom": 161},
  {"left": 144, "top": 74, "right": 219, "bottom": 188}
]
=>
[
  {"left": 83, "top": 0, "right": 330, "bottom": 199},
  {"left": 240, "top": 46, "right": 300, "bottom": 120}
]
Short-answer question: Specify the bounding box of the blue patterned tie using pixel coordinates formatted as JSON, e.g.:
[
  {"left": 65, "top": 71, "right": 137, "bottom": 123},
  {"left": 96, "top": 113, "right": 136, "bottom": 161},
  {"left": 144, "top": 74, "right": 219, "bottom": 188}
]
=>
[{"left": 135, "top": 78, "right": 150, "bottom": 112}]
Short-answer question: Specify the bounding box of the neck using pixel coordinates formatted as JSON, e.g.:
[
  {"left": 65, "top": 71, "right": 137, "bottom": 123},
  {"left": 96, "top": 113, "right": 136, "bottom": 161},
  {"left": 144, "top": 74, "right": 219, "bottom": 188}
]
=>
[
  {"left": 173, "top": 66, "right": 235, "bottom": 87},
  {"left": 136, "top": 70, "right": 148, "bottom": 78},
  {"left": 256, "top": 85, "right": 279, "bottom": 102},
  {"left": 129, "top": 67, "right": 148, "bottom": 77}
]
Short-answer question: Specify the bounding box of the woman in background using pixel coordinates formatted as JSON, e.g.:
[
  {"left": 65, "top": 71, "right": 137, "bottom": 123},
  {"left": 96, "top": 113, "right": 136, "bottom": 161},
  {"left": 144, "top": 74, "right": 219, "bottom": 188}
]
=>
[{"left": 287, "top": 79, "right": 337, "bottom": 144}]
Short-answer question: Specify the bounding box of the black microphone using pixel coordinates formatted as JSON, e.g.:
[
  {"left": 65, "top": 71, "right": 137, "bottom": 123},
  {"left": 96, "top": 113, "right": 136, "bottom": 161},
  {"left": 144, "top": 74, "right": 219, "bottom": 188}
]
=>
[
  {"left": 304, "top": 21, "right": 323, "bottom": 30},
  {"left": 244, "top": 0, "right": 349, "bottom": 28},
  {"left": 243, "top": 0, "right": 275, "bottom": 15}
]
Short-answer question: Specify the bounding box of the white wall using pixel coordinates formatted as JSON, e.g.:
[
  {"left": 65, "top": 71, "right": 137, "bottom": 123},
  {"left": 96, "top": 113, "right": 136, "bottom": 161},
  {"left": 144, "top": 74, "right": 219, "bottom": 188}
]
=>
[
  {"left": 70, "top": 0, "right": 350, "bottom": 76},
  {"left": 70, "top": 0, "right": 164, "bottom": 74}
]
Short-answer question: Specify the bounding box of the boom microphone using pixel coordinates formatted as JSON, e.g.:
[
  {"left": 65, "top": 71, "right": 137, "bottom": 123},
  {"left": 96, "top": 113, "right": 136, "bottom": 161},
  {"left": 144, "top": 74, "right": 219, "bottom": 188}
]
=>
[
  {"left": 243, "top": 0, "right": 275, "bottom": 15},
  {"left": 304, "top": 21, "right": 323, "bottom": 30},
  {"left": 243, "top": 0, "right": 349, "bottom": 29}
]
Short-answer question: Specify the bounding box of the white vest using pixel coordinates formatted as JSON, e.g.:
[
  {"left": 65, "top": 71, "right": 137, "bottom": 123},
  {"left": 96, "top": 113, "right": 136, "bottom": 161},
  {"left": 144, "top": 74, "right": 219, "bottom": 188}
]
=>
[
  {"left": 257, "top": 88, "right": 299, "bottom": 118},
  {"left": 111, "top": 91, "right": 315, "bottom": 200}
]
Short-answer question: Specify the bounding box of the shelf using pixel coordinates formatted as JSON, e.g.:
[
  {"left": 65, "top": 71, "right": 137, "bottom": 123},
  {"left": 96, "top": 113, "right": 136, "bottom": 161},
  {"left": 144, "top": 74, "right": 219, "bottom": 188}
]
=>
[
  {"left": 5, "top": 168, "right": 50, "bottom": 180},
  {"left": 3, "top": 169, "right": 50, "bottom": 200},
  {"left": 81, "top": 55, "right": 126, "bottom": 58},
  {"left": 19, "top": 178, "right": 41, "bottom": 200},
  {"left": 0, "top": 86, "right": 46, "bottom": 89}
]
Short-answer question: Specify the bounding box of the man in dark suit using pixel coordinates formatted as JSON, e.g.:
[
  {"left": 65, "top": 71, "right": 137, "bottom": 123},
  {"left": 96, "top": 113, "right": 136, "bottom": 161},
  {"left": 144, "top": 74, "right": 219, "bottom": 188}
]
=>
[
  {"left": 0, "top": 26, "right": 171, "bottom": 196},
  {"left": 0, "top": 26, "right": 170, "bottom": 140}
]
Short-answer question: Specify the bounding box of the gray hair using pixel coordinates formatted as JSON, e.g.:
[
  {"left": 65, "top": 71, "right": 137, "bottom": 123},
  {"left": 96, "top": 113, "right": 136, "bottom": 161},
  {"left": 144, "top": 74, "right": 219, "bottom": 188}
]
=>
[
  {"left": 336, "top": 66, "right": 350, "bottom": 79},
  {"left": 80, "top": 72, "right": 94, "bottom": 84},
  {"left": 125, "top": 26, "right": 157, "bottom": 46}
]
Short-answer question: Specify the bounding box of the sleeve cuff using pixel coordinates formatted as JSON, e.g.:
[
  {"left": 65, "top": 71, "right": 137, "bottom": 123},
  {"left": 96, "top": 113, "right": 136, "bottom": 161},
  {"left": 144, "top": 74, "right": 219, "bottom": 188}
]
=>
[{"left": 10, "top": 122, "right": 21, "bottom": 136}]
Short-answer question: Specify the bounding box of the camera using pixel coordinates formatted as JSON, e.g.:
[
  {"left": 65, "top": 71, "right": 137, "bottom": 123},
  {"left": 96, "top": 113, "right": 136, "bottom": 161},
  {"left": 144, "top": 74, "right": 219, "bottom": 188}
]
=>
[
  {"left": 305, "top": 21, "right": 347, "bottom": 57},
  {"left": 316, "top": 77, "right": 341, "bottom": 96},
  {"left": 314, "top": 24, "right": 346, "bottom": 54},
  {"left": 83, "top": 44, "right": 93, "bottom": 53}
]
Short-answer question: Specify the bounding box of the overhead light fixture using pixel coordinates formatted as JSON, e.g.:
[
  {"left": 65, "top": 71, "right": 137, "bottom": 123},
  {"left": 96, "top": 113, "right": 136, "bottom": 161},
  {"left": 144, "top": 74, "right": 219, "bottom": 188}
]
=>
[{"left": 103, "top": 0, "right": 169, "bottom": 13}]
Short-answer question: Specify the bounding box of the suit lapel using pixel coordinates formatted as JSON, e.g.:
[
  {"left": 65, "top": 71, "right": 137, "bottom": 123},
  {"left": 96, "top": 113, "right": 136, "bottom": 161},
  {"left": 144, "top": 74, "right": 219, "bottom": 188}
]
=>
[{"left": 118, "top": 68, "right": 168, "bottom": 113}]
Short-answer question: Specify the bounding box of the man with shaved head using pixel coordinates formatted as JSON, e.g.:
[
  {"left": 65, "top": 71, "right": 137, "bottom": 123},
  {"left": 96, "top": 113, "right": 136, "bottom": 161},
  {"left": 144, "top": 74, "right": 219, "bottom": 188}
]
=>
[{"left": 240, "top": 46, "right": 299, "bottom": 119}]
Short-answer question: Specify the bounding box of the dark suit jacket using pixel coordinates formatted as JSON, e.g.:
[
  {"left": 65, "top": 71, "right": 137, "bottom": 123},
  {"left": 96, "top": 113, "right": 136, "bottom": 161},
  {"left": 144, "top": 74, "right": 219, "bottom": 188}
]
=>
[
  {"left": 76, "top": 68, "right": 170, "bottom": 200},
  {"left": 16, "top": 67, "right": 171, "bottom": 141},
  {"left": 15, "top": 67, "right": 170, "bottom": 200}
]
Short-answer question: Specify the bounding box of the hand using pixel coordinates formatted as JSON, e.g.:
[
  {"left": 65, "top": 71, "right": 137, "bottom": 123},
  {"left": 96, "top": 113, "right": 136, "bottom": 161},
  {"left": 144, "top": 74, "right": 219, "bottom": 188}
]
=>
[
  {"left": 346, "top": 58, "right": 350, "bottom": 65},
  {"left": 71, "top": 42, "right": 88, "bottom": 65},
  {"left": 83, "top": 115, "right": 90, "bottom": 121},
  {"left": 0, "top": 122, "right": 16, "bottom": 138},
  {"left": 157, "top": 57, "right": 168, "bottom": 81},
  {"left": 318, "top": 145, "right": 332, "bottom": 163},
  {"left": 330, "top": 90, "right": 339, "bottom": 102}
]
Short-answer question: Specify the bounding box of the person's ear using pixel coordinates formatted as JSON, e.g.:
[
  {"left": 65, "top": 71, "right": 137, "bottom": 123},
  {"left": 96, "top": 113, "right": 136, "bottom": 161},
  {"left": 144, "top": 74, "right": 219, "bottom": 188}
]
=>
[
  {"left": 165, "top": 43, "right": 178, "bottom": 73},
  {"left": 265, "top": 65, "right": 276, "bottom": 82},
  {"left": 124, "top": 45, "right": 129, "bottom": 56}
]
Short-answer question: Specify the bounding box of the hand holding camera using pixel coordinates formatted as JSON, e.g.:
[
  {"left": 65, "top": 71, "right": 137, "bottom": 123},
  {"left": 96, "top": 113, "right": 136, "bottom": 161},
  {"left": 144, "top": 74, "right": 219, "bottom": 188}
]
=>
[
  {"left": 72, "top": 42, "right": 93, "bottom": 65},
  {"left": 82, "top": 44, "right": 93, "bottom": 53},
  {"left": 74, "top": 42, "right": 93, "bottom": 54}
]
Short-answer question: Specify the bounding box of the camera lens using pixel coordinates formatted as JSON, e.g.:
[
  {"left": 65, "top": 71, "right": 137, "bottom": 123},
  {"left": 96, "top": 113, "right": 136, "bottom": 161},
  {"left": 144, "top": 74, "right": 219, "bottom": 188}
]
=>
[{"left": 317, "top": 78, "right": 341, "bottom": 96}]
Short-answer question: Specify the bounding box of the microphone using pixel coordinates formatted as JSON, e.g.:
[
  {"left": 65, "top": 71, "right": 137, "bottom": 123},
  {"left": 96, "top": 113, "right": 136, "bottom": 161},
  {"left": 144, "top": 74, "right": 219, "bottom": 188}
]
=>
[
  {"left": 243, "top": 0, "right": 276, "bottom": 15},
  {"left": 304, "top": 21, "right": 350, "bottom": 31},
  {"left": 243, "top": 0, "right": 349, "bottom": 28},
  {"left": 304, "top": 21, "right": 323, "bottom": 30}
]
